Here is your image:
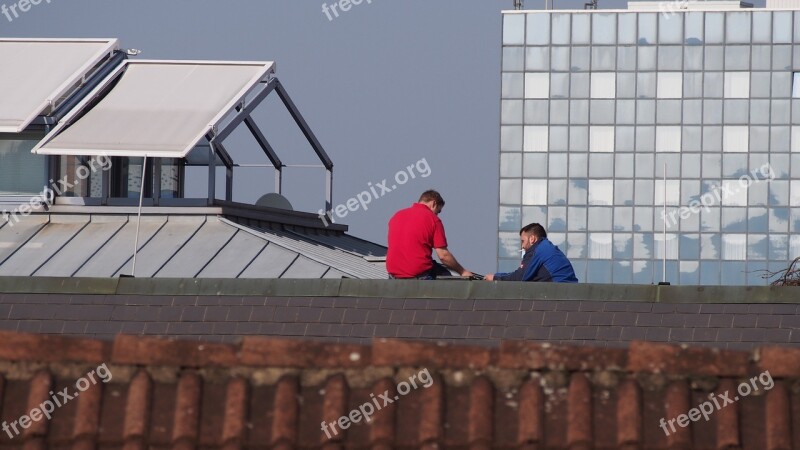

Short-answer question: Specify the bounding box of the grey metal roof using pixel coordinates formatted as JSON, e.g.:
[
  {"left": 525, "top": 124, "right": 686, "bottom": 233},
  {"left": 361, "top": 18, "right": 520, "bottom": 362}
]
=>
[{"left": 0, "top": 211, "right": 387, "bottom": 279}]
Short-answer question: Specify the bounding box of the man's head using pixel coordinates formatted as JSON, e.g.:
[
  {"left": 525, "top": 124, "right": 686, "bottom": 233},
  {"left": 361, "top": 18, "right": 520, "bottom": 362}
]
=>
[
  {"left": 418, "top": 190, "right": 445, "bottom": 215},
  {"left": 520, "top": 223, "right": 547, "bottom": 251}
]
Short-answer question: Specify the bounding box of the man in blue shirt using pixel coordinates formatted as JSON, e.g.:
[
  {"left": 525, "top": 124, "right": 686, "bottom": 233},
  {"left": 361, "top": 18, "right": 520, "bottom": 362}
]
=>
[{"left": 485, "top": 223, "right": 578, "bottom": 283}]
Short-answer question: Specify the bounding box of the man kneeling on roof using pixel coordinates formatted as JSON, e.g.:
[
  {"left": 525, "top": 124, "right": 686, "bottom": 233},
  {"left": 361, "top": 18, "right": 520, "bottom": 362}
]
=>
[{"left": 485, "top": 223, "right": 578, "bottom": 283}]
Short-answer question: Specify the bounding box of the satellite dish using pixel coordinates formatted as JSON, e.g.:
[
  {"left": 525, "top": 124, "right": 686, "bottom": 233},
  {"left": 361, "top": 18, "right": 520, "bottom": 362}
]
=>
[{"left": 255, "top": 193, "right": 293, "bottom": 211}]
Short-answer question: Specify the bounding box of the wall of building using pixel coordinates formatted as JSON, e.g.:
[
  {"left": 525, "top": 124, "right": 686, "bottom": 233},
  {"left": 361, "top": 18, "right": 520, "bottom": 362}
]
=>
[
  {"left": 0, "top": 277, "right": 798, "bottom": 350},
  {"left": 499, "top": 10, "right": 800, "bottom": 284}
]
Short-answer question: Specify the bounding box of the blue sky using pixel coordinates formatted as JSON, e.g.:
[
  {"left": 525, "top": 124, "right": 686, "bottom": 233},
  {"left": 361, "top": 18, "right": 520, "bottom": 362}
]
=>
[{"left": 1, "top": 0, "right": 712, "bottom": 274}]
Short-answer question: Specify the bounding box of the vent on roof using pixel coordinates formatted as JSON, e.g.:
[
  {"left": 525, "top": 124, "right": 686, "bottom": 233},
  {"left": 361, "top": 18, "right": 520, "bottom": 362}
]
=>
[{"left": 256, "top": 193, "right": 293, "bottom": 211}]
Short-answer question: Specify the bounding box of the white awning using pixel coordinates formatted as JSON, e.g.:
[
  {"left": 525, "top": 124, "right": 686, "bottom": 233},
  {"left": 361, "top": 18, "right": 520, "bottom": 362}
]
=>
[
  {"left": 33, "top": 60, "right": 275, "bottom": 158},
  {"left": 0, "top": 38, "right": 119, "bottom": 133}
]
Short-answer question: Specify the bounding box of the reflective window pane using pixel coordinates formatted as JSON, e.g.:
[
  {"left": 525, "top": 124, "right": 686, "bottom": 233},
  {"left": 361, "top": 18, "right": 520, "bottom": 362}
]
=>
[
  {"left": 659, "top": 14, "right": 683, "bottom": 44},
  {"left": 592, "top": 46, "right": 616, "bottom": 71},
  {"left": 618, "top": 13, "right": 637, "bottom": 44},
  {"left": 723, "top": 99, "right": 749, "bottom": 124},
  {"left": 752, "top": 46, "right": 771, "bottom": 70},
  {"left": 526, "top": 13, "right": 550, "bottom": 45},
  {"left": 773, "top": 45, "right": 792, "bottom": 71},
  {"left": 525, "top": 47, "right": 549, "bottom": 71},
  {"left": 617, "top": 99, "right": 636, "bottom": 124},
  {"left": 705, "top": 13, "right": 724, "bottom": 44},
  {"left": 524, "top": 126, "right": 549, "bottom": 152},
  {"left": 550, "top": 100, "right": 569, "bottom": 124},
  {"left": 638, "top": 46, "right": 657, "bottom": 70},
  {"left": 591, "top": 72, "right": 616, "bottom": 98},
  {"left": 502, "top": 73, "right": 524, "bottom": 98},
  {"left": 751, "top": 72, "right": 771, "bottom": 98},
  {"left": 725, "top": 46, "right": 750, "bottom": 70},
  {"left": 526, "top": 73, "right": 550, "bottom": 98},
  {"left": 636, "top": 126, "right": 655, "bottom": 152},
  {"left": 704, "top": 72, "right": 723, "bottom": 98},
  {"left": 684, "top": 72, "right": 703, "bottom": 98},
  {"left": 752, "top": 12, "right": 772, "bottom": 43},
  {"left": 550, "top": 126, "right": 569, "bottom": 151},
  {"left": 704, "top": 46, "right": 724, "bottom": 70},
  {"left": 552, "top": 13, "right": 571, "bottom": 45},
  {"left": 551, "top": 47, "right": 570, "bottom": 71},
  {"left": 592, "top": 13, "right": 616, "bottom": 44},
  {"left": 572, "top": 14, "right": 590, "bottom": 44},
  {"left": 638, "top": 13, "right": 657, "bottom": 45},
  {"left": 682, "top": 126, "right": 702, "bottom": 151},
  {"left": 590, "top": 100, "right": 615, "bottom": 125},
  {"left": 570, "top": 99, "right": 589, "bottom": 124},
  {"left": 616, "top": 126, "right": 636, "bottom": 152},
  {"left": 726, "top": 12, "right": 751, "bottom": 43},
  {"left": 637, "top": 72, "right": 656, "bottom": 98},
  {"left": 571, "top": 46, "right": 590, "bottom": 72},
  {"left": 724, "top": 72, "right": 750, "bottom": 98},
  {"left": 685, "top": 12, "right": 704, "bottom": 44},
  {"left": 658, "top": 46, "right": 683, "bottom": 71},
  {"left": 524, "top": 100, "right": 549, "bottom": 124},
  {"left": 523, "top": 153, "right": 548, "bottom": 178},
  {"left": 637, "top": 99, "right": 656, "bottom": 124},
  {"left": 569, "top": 126, "right": 589, "bottom": 151},
  {"left": 501, "top": 100, "right": 523, "bottom": 124},
  {"left": 500, "top": 153, "right": 522, "bottom": 178},
  {"left": 657, "top": 100, "right": 682, "bottom": 124},
  {"left": 503, "top": 14, "right": 525, "bottom": 45},
  {"left": 550, "top": 73, "right": 569, "bottom": 98},
  {"left": 570, "top": 73, "right": 590, "bottom": 98},
  {"left": 617, "top": 72, "right": 636, "bottom": 98},
  {"left": 617, "top": 46, "right": 636, "bottom": 71},
  {"left": 657, "top": 72, "right": 683, "bottom": 98},
  {"left": 684, "top": 46, "right": 703, "bottom": 70},
  {"left": 774, "top": 12, "right": 792, "bottom": 44},
  {"left": 503, "top": 47, "right": 525, "bottom": 72},
  {"left": 501, "top": 126, "right": 523, "bottom": 151}
]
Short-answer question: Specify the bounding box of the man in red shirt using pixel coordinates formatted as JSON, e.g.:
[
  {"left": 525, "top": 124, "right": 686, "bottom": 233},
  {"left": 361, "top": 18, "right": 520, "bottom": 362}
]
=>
[{"left": 387, "top": 190, "right": 473, "bottom": 279}]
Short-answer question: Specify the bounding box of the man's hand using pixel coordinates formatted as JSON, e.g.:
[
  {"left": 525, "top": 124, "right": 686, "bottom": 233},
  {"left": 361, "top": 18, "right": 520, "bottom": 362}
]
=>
[
  {"left": 460, "top": 270, "right": 474, "bottom": 277},
  {"left": 484, "top": 274, "right": 495, "bottom": 281}
]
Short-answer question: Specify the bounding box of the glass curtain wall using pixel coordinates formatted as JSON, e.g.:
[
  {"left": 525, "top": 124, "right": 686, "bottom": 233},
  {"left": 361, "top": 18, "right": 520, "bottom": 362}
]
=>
[{"left": 500, "top": 10, "right": 800, "bottom": 285}]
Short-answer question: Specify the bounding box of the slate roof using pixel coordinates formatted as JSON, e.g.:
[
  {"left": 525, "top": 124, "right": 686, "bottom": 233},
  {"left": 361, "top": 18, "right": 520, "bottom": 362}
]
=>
[
  {"left": 0, "top": 204, "right": 387, "bottom": 279},
  {"left": 0, "top": 331, "right": 796, "bottom": 449}
]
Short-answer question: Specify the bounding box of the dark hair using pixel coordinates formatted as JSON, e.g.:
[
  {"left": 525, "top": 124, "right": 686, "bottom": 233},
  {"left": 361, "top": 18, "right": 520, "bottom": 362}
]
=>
[
  {"left": 520, "top": 223, "right": 547, "bottom": 239},
  {"left": 419, "top": 190, "right": 445, "bottom": 207}
]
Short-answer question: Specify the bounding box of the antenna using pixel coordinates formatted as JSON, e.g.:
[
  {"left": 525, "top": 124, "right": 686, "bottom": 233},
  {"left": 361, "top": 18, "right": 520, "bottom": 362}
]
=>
[{"left": 659, "top": 162, "right": 671, "bottom": 285}]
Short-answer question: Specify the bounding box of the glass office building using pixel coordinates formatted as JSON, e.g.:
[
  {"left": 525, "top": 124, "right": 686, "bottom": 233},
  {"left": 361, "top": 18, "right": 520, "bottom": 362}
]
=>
[{"left": 499, "top": 3, "right": 800, "bottom": 285}]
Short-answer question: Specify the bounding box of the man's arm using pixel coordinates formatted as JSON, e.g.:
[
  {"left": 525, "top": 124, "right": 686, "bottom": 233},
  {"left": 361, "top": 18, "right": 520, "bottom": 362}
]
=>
[
  {"left": 486, "top": 251, "right": 541, "bottom": 282},
  {"left": 435, "top": 247, "right": 473, "bottom": 277}
]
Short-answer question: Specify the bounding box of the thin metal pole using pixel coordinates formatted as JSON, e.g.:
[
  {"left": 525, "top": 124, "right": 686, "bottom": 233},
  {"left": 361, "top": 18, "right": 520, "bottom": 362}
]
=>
[
  {"left": 131, "top": 155, "right": 147, "bottom": 277},
  {"left": 663, "top": 163, "right": 667, "bottom": 284}
]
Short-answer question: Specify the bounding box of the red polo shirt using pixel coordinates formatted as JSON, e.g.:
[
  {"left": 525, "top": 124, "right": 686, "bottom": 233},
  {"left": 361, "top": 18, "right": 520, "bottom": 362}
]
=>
[{"left": 387, "top": 203, "right": 448, "bottom": 278}]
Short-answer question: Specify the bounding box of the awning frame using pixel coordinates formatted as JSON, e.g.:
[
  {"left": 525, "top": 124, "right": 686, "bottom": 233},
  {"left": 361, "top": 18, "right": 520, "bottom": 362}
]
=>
[
  {"left": 0, "top": 38, "right": 119, "bottom": 133},
  {"left": 32, "top": 59, "right": 276, "bottom": 159},
  {"left": 32, "top": 58, "right": 334, "bottom": 212}
]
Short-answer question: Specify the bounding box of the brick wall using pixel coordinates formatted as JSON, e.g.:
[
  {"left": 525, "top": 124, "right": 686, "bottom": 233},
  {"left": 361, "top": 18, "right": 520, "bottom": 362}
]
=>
[{"left": 1, "top": 293, "right": 798, "bottom": 350}]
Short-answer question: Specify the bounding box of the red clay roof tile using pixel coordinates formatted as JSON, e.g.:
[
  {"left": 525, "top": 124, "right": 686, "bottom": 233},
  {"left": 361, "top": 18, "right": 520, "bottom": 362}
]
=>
[{"left": 0, "top": 332, "right": 794, "bottom": 448}]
